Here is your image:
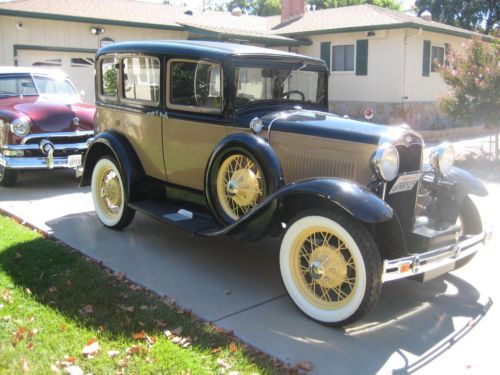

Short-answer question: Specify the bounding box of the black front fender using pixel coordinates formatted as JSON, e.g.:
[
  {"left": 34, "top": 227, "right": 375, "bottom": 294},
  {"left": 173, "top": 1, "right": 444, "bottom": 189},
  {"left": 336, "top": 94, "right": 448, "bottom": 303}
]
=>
[
  {"left": 80, "top": 130, "right": 145, "bottom": 201},
  {"left": 445, "top": 166, "right": 488, "bottom": 197},
  {"left": 205, "top": 178, "right": 393, "bottom": 239}
]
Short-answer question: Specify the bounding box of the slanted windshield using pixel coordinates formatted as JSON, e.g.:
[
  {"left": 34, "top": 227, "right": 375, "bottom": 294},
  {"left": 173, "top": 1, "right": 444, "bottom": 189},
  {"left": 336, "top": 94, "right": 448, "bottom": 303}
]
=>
[
  {"left": 0, "top": 74, "right": 78, "bottom": 101},
  {"left": 234, "top": 64, "right": 327, "bottom": 108}
]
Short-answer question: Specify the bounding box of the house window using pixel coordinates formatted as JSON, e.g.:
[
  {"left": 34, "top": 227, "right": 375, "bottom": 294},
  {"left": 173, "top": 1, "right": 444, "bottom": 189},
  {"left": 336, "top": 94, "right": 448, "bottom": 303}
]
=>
[
  {"left": 167, "top": 59, "right": 222, "bottom": 113},
  {"left": 431, "top": 45, "right": 445, "bottom": 72},
  {"left": 332, "top": 44, "right": 355, "bottom": 72},
  {"left": 122, "top": 56, "right": 160, "bottom": 103}
]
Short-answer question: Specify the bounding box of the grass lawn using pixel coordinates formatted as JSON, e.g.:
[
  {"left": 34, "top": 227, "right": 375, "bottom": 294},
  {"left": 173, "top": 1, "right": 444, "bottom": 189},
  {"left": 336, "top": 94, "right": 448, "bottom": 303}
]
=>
[{"left": 0, "top": 215, "right": 292, "bottom": 374}]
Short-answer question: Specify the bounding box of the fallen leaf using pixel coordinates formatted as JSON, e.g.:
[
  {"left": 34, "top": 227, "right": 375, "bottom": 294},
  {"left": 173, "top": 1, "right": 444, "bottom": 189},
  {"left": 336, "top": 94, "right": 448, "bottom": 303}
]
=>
[
  {"left": 140, "top": 305, "right": 148, "bottom": 310},
  {"left": 132, "top": 331, "right": 146, "bottom": 340},
  {"left": 295, "top": 361, "right": 313, "bottom": 372},
  {"left": 2, "top": 288, "right": 13, "bottom": 303},
  {"left": 2, "top": 316, "right": 11, "bottom": 322},
  {"left": 118, "top": 304, "right": 134, "bottom": 312},
  {"left": 50, "top": 363, "right": 61, "bottom": 373},
  {"left": 164, "top": 330, "right": 173, "bottom": 339},
  {"left": 107, "top": 350, "right": 120, "bottom": 358},
  {"left": 64, "top": 365, "right": 83, "bottom": 375},
  {"left": 24, "top": 288, "right": 32, "bottom": 295},
  {"left": 78, "top": 305, "right": 93, "bottom": 315},
  {"left": 162, "top": 296, "right": 176, "bottom": 306},
  {"left": 60, "top": 324, "right": 67, "bottom": 332},
  {"left": 138, "top": 321, "right": 145, "bottom": 327},
  {"left": 21, "top": 358, "right": 29, "bottom": 372},
  {"left": 229, "top": 342, "right": 238, "bottom": 353},
  {"left": 129, "top": 284, "right": 142, "bottom": 291},
  {"left": 66, "top": 279, "right": 73, "bottom": 289},
  {"left": 126, "top": 344, "right": 142, "bottom": 355},
  {"left": 26, "top": 342, "right": 34, "bottom": 350},
  {"left": 172, "top": 337, "right": 182, "bottom": 344},
  {"left": 29, "top": 328, "right": 39, "bottom": 337},
  {"left": 63, "top": 356, "right": 77, "bottom": 364},
  {"left": 211, "top": 347, "right": 222, "bottom": 354},
  {"left": 172, "top": 326, "right": 183, "bottom": 336},
  {"left": 156, "top": 319, "right": 166, "bottom": 328},
  {"left": 146, "top": 335, "right": 157, "bottom": 345},
  {"left": 48, "top": 287, "right": 58, "bottom": 293},
  {"left": 217, "top": 358, "right": 230, "bottom": 369},
  {"left": 14, "top": 252, "right": 22, "bottom": 259},
  {"left": 12, "top": 327, "right": 29, "bottom": 346},
  {"left": 98, "top": 325, "right": 105, "bottom": 333},
  {"left": 81, "top": 340, "right": 100, "bottom": 358},
  {"left": 27, "top": 316, "right": 35, "bottom": 323}
]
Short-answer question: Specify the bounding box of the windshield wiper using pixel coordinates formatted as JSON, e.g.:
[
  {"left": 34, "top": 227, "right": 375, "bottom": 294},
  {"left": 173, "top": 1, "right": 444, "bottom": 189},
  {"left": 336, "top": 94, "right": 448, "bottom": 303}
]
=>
[{"left": 280, "top": 63, "right": 308, "bottom": 87}]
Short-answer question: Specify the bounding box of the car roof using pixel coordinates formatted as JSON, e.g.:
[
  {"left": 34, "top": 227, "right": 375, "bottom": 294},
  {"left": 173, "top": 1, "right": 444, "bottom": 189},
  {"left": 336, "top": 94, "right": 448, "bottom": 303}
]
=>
[
  {"left": 0, "top": 66, "right": 70, "bottom": 78},
  {"left": 97, "top": 40, "right": 325, "bottom": 65}
]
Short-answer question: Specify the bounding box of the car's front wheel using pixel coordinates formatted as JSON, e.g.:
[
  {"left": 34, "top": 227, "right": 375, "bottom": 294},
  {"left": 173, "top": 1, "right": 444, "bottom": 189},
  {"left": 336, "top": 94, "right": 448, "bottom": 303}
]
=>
[
  {"left": 280, "top": 210, "right": 382, "bottom": 326},
  {"left": 91, "top": 156, "right": 135, "bottom": 229},
  {"left": 0, "top": 166, "right": 18, "bottom": 187}
]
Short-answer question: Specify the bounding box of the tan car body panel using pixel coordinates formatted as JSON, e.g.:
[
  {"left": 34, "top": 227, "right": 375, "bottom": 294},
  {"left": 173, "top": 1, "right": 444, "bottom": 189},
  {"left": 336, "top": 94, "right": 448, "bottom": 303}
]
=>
[
  {"left": 97, "top": 107, "right": 165, "bottom": 181},
  {"left": 163, "top": 118, "right": 227, "bottom": 190}
]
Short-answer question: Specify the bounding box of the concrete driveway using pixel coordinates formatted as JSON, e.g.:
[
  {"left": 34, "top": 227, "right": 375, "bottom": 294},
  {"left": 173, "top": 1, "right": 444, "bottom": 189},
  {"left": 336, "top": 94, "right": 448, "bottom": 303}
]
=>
[{"left": 1, "top": 169, "right": 498, "bottom": 374}]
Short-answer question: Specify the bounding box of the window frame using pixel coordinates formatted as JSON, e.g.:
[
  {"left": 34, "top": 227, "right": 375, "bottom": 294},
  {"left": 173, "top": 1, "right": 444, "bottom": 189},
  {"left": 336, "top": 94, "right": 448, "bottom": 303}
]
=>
[
  {"left": 119, "top": 54, "right": 161, "bottom": 107},
  {"left": 430, "top": 44, "right": 445, "bottom": 73},
  {"left": 331, "top": 42, "right": 356, "bottom": 73},
  {"left": 166, "top": 58, "right": 224, "bottom": 114},
  {"left": 98, "top": 54, "right": 119, "bottom": 102}
]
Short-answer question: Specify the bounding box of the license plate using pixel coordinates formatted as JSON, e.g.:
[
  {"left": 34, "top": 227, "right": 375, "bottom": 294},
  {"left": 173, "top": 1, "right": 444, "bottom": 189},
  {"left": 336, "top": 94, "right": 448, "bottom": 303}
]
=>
[
  {"left": 389, "top": 173, "right": 421, "bottom": 194},
  {"left": 67, "top": 154, "right": 82, "bottom": 168}
]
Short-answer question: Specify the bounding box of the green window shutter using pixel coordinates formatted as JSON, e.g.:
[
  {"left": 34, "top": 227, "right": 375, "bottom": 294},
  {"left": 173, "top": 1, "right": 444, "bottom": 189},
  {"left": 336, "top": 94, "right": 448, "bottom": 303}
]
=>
[
  {"left": 423, "top": 40, "right": 431, "bottom": 76},
  {"left": 444, "top": 43, "right": 450, "bottom": 66},
  {"left": 355, "top": 39, "right": 368, "bottom": 76},
  {"left": 320, "top": 42, "right": 331, "bottom": 71}
]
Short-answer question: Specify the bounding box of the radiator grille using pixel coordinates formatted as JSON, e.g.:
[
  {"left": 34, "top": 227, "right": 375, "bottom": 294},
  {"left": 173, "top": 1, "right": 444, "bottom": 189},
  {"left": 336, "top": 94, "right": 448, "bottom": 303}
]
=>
[{"left": 282, "top": 152, "right": 356, "bottom": 183}]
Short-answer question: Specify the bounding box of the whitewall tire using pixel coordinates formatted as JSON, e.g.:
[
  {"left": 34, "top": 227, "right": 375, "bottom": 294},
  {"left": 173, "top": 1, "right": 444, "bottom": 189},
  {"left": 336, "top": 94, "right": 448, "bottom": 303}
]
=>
[
  {"left": 280, "top": 211, "right": 381, "bottom": 325},
  {"left": 91, "top": 156, "right": 135, "bottom": 229}
]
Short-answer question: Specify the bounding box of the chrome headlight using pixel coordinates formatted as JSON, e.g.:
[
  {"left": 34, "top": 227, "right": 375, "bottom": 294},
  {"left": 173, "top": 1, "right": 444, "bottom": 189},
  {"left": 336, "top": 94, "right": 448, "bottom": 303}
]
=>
[
  {"left": 371, "top": 143, "right": 400, "bottom": 182},
  {"left": 430, "top": 142, "right": 454, "bottom": 174},
  {"left": 10, "top": 116, "right": 31, "bottom": 136}
]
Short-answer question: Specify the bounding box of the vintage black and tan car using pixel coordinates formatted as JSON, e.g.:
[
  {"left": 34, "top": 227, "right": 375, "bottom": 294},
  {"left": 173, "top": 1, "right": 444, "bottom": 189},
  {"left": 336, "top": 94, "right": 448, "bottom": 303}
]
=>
[
  {"left": 0, "top": 67, "right": 95, "bottom": 186},
  {"left": 81, "top": 41, "right": 488, "bottom": 325}
]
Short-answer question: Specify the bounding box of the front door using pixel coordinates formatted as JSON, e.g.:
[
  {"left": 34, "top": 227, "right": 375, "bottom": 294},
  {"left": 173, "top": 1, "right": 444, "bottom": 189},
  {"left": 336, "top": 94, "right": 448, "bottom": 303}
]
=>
[{"left": 162, "top": 58, "right": 227, "bottom": 191}]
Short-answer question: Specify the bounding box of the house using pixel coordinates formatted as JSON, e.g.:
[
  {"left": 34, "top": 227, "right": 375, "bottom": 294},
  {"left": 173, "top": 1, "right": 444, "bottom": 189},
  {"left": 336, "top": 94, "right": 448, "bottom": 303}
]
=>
[{"left": 0, "top": 0, "right": 492, "bottom": 129}]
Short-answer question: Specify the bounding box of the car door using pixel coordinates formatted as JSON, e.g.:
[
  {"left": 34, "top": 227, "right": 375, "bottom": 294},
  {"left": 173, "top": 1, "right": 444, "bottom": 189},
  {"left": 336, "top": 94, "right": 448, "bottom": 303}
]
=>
[
  {"left": 162, "top": 58, "right": 227, "bottom": 191},
  {"left": 97, "top": 54, "right": 166, "bottom": 181}
]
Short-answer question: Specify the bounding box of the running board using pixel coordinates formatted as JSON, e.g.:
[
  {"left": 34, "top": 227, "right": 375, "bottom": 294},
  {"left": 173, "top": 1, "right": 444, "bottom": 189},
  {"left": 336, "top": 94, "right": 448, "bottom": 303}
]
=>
[{"left": 128, "top": 200, "right": 221, "bottom": 235}]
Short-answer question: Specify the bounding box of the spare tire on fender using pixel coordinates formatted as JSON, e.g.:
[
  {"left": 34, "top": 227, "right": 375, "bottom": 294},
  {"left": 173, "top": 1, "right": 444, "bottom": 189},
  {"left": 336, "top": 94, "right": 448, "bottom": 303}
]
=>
[{"left": 205, "top": 133, "right": 283, "bottom": 227}]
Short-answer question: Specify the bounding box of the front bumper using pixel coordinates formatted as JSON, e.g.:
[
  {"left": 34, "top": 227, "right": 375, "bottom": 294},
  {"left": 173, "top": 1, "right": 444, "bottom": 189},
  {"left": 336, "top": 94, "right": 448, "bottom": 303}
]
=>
[
  {"left": 1, "top": 132, "right": 93, "bottom": 170},
  {"left": 382, "top": 232, "right": 486, "bottom": 282}
]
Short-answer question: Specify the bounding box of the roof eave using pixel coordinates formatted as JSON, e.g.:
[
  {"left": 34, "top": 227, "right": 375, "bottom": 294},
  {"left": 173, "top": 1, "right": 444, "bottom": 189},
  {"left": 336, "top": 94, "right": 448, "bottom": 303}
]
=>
[
  {"left": 0, "top": 8, "right": 186, "bottom": 31},
  {"left": 278, "top": 22, "right": 494, "bottom": 42}
]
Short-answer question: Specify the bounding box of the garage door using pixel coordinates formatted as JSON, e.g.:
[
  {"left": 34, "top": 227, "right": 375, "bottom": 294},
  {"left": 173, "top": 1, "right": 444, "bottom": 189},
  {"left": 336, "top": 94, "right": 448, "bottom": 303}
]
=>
[{"left": 17, "top": 50, "right": 96, "bottom": 104}]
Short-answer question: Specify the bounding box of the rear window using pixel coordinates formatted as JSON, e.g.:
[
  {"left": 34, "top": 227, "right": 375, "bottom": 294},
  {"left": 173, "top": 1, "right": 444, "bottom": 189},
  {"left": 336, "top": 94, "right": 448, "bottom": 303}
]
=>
[
  {"left": 122, "top": 56, "right": 160, "bottom": 104},
  {"left": 100, "top": 57, "right": 117, "bottom": 97}
]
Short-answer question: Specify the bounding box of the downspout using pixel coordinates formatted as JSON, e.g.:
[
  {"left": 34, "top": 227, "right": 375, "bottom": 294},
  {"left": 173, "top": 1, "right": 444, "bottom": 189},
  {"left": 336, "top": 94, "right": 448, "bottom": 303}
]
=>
[{"left": 402, "top": 28, "right": 422, "bottom": 120}]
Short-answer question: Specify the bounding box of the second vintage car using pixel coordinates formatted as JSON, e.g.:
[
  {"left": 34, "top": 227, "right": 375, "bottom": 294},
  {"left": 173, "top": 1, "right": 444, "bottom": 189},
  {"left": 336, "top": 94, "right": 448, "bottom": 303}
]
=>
[
  {"left": 81, "top": 41, "right": 488, "bottom": 326},
  {"left": 0, "top": 67, "right": 95, "bottom": 186}
]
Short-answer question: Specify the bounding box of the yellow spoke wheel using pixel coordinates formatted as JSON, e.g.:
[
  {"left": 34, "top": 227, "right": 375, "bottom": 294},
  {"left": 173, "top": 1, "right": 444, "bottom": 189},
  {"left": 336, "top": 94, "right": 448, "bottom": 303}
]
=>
[
  {"left": 280, "top": 212, "right": 381, "bottom": 325},
  {"left": 216, "top": 154, "right": 264, "bottom": 221},
  {"left": 290, "top": 227, "right": 358, "bottom": 310}
]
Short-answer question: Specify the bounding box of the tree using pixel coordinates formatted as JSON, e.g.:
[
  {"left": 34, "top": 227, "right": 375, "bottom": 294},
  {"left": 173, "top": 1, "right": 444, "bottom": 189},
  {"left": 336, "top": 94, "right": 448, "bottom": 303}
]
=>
[
  {"left": 308, "top": 0, "right": 400, "bottom": 11},
  {"left": 226, "top": 0, "right": 401, "bottom": 16},
  {"left": 414, "top": 0, "right": 499, "bottom": 35},
  {"left": 438, "top": 39, "right": 500, "bottom": 158}
]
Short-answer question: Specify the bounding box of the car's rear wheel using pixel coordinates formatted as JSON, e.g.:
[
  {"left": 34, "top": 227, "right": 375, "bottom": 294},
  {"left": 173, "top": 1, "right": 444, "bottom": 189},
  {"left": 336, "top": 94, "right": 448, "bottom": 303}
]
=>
[
  {"left": 209, "top": 148, "right": 267, "bottom": 224},
  {"left": 0, "top": 166, "right": 17, "bottom": 187},
  {"left": 91, "top": 156, "right": 135, "bottom": 229},
  {"left": 280, "top": 210, "right": 382, "bottom": 326}
]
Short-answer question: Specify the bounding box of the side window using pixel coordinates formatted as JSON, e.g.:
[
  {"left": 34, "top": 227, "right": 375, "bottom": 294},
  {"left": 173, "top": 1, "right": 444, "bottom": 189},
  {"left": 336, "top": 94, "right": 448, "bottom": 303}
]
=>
[
  {"left": 168, "top": 59, "right": 222, "bottom": 113},
  {"left": 122, "top": 56, "right": 160, "bottom": 103},
  {"left": 100, "top": 57, "right": 117, "bottom": 97}
]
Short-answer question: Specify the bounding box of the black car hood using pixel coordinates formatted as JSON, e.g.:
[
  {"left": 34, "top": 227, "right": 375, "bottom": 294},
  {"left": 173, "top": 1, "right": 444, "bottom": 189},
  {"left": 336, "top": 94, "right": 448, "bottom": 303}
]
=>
[{"left": 262, "top": 109, "right": 406, "bottom": 145}]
